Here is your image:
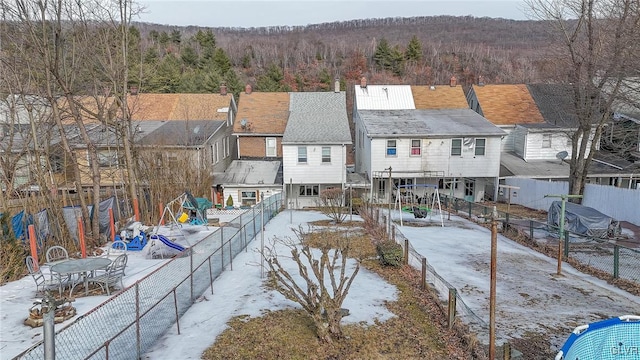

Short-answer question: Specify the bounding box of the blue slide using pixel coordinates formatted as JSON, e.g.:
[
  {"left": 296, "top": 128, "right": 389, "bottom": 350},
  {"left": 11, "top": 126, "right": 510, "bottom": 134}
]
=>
[{"left": 150, "top": 234, "right": 186, "bottom": 252}]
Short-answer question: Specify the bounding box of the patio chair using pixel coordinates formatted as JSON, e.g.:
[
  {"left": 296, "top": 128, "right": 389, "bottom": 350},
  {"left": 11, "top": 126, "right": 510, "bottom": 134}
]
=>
[
  {"left": 103, "top": 240, "right": 128, "bottom": 259},
  {"left": 25, "top": 255, "right": 66, "bottom": 297},
  {"left": 46, "top": 245, "right": 69, "bottom": 264},
  {"left": 88, "top": 254, "right": 127, "bottom": 296}
]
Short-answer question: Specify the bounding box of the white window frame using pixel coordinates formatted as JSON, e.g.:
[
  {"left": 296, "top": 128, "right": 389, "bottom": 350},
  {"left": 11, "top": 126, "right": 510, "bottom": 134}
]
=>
[
  {"left": 214, "top": 142, "right": 219, "bottom": 163},
  {"left": 240, "top": 190, "right": 257, "bottom": 206},
  {"left": 386, "top": 139, "right": 397, "bottom": 157},
  {"left": 299, "top": 185, "right": 319, "bottom": 196},
  {"left": 410, "top": 139, "right": 421, "bottom": 156},
  {"left": 298, "top": 146, "right": 307, "bottom": 163},
  {"left": 266, "top": 137, "right": 276, "bottom": 157},
  {"left": 474, "top": 138, "right": 486, "bottom": 156},
  {"left": 451, "top": 138, "right": 462, "bottom": 156},
  {"left": 321, "top": 146, "right": 331, "bottom": 163},
  {"left": 225, "top": 136, "right": 230, "bottom": 156}
]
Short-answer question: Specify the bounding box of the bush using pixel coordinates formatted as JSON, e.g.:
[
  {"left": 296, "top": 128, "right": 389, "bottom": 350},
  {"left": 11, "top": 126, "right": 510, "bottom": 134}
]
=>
[{"left": 376, "top": 240, "right": 403, "bottom": 267}]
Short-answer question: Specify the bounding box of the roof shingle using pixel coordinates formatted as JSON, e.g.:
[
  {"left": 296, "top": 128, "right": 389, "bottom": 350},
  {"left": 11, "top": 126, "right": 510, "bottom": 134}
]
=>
[
  {"left": 472, "top": 84, "right": 545, "bottom": 125},
  {"left": 234, "top": 92, "right": 290, "bottom": 134}
]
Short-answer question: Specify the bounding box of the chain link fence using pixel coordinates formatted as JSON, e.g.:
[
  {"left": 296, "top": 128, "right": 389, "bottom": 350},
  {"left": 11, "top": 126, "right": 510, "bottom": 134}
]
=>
[
  {"left": 13, "top": 194, "right": 282, "bottom": 360},
  {"left": 440, "top": 195, "right": 640, "bottom": 286}
]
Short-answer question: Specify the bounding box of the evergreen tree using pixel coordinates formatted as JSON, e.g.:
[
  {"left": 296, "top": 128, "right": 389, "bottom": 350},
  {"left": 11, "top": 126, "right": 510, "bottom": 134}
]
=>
[
  {"left": 170, "top": 29, "right": 181, "bottom": 46},
  {"left": 390, "top": 45, "right": 406, "bottom": 76},
  {"left": 149, "top": 53, "right": 181, "bottom": 93},
  {"left": 223, "top": 69, "right": 243, "bottom": 99},
  {"left": 158, "top": 31, "right": 170, "bottom": 47},
  {"left": 181, "top": 45, "right": 199, "bottom": 67},
  {"left": 212, "top": 48, "right": 232, "bottom": 74},
  {"left": 373, "top": 38, "right": 392, "bottom": 71},
  {"left": 256, "top": 63, "right": 289, "bottom": 91},
  {"left": 405, "top": 35, "right": 422, "bottom": 61}
]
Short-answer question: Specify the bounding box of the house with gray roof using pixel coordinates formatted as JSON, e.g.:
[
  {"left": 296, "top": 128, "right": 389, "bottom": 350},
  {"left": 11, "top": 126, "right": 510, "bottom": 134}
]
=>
[
  {"left": 282, "top": 89, "right": 352, "bottom": 208},
  {"left": 355, "top": 107, "right": 506, "bottom": 203}
]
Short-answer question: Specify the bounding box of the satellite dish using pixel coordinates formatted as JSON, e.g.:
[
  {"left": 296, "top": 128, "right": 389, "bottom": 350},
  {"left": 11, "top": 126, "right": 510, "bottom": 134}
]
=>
[{"left": 556, "top": 150, "right": 569, "bottom": 164}]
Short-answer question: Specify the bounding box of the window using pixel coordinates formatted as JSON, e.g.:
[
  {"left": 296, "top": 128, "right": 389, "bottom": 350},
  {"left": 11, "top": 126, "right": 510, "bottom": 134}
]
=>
[
  {"left": 474, "top": 138, "right": 486, "bottom": 156},
  {"left": 465, "top": 179, "right": 475, "bottom": 197},
  {"left": 214, "top": 142, "right": 219, "bottom": 163},
  {"left": 542, "top": 134, "right": 552, "bottom": 148},
  {"left": 386, "top": 140, "right": 397, "bottom": 156},
  {"left": 266, "top": 137, "right": 276, "bottom": 157},
  {"left": 96, "top": 150, "right": 119, "bottom": 167},
  {"left": 451, "top": 138, "right": 462, "bottom": 156},
  {"left": 210, "top": 144, "right": 215, "bottom": 164},
  {"left": 225, "top": 136, "right": 230, "bottom": 156},
  {"left": 298, "top": 146, "right": 307, "bottom": 163},
  {"left": 411, "top": 139, "right": 421, "bottom": 156},
  {"left": 566, "top": 136, "right": 572, "bottom": 147},
  {"left": 240, "top": 191, "right": 257, "bottom": 206},
  {"left": 221, "top": 137, "right": 227, "bottom": 159},
  {"left": 322, "top": 147, "right": 331, "bottom": 163},
  {"left": 299, "top": 185, "right": 319, "bottom": 196}
]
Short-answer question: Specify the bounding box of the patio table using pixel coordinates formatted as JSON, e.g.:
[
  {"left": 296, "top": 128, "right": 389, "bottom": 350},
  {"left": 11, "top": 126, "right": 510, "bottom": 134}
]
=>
[{"left": 51, "top": 258, "right": 112, "bottom": 296}]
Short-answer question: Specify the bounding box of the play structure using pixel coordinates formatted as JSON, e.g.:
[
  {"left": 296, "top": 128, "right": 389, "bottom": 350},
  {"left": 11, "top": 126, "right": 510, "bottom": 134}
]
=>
[
  {"left": 395, "top": 184, "right": 444, "bottom": 227},
  {"left": 157, "top": 191, "right": 210, "bottom": 228},
  {"left": 555, "top": 315, "right": 640, "bottom": 359},
  {"left": 113, "top": 221, "right": 148, "bottom": 251}
]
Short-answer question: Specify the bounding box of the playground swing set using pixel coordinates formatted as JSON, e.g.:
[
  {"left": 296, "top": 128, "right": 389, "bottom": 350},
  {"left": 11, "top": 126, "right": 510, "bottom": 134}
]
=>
[{"left": 395, "top": 184, "right": 444, "bottom": 227}]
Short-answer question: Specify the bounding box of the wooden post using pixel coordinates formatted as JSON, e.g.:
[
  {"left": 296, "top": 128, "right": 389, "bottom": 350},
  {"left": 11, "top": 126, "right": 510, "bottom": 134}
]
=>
[
  {"left": 109, "top": 208, "right": 116, "bottom": 242},
  {"left": 28, "top": 225, "right": 39, "bottom": 269},
  {"left": 133, "top": 198, "right": 140, "bottom": 221},
  {"left": 448, "top": 288, "right": 457, "bottom": 329},
  {"left": 78, "top": 218, "right": 86, "bottom": 258},
  {"left": 503, "top": 343, "right": 511, "bottom": 360},
  {"left": 404, "top": 239, "right": 409, "bottom": 265},
  {"left": 158, "top": 202, "right": 165, "bottom": 225}
]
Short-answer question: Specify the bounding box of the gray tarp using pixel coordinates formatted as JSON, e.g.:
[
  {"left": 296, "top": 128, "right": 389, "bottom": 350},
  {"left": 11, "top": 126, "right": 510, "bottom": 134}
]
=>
[
  {"left": 98, "top": 197, "right": 119, "bottom": 240},
  {"left": 547, "top": 201, "right": 620, "bottom": 238},
  {"left": 62, "top": 205, "right": 93, "bottom": 245}
]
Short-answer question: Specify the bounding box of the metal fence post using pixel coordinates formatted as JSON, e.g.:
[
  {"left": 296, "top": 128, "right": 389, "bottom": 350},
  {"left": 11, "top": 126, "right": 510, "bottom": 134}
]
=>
[
  {"left": 43, "top": 293, "right": 56, "bottom": 360},
  {"left": 421, "top": 257, "right": 427, "bottom": 290},
  {"left": 613, "top": 245, "right": 619, "bottom": 279},
  {"left": 529, "top": 220, "right": 534, "bottom": 240},
  {"left": 564, "top": 230, "right": 570, "bottom": 259},
  {"left": 136, "top": 283, "right": 141, "bottom": 359},
  {"left": 448, "top": 288, "right": 457, "bottom": 329},
  {"left": 392, "top": 225, "right": 396, "bottom": 243},
  {"left": 468, "top": 201, "right": 472, "bottom": 218}
]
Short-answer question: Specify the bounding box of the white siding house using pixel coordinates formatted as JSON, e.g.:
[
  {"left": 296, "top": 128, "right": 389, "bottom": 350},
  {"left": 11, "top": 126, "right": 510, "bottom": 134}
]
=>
[
  {"left": 356, "top": 109, "right": 505, "bottom": 203},
  {"left": 282, "top": 90, "right": 352, "bottom": 209}
]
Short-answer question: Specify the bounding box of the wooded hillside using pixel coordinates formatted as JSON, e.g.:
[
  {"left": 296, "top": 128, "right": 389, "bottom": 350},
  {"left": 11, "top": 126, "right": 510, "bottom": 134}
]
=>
[{"left": 130, "top": 16, "right": 560, "bottom": 97}]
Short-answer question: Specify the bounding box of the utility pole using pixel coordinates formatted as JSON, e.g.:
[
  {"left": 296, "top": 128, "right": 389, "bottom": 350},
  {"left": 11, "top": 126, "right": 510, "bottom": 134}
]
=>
[
  {"left": 489, "top": 206, "right": 498, "bottom": 360},
  {"left": 544, "top": 194, "right": 583, "bottom": 275}
]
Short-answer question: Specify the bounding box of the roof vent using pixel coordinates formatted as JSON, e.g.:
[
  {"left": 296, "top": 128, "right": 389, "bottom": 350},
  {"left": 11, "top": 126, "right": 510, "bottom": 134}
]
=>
[
  {"left": 245, "top": 84, "right": 252, "bottom": 94},
  {"left": 334, "top": 78, "right": 340, "bottom": 93},
  {"left": 220, "top": 83, "right": 227, "bottom": 96},
  {"left": 450, "top": 76, "right": 457, "bottom": 87},
  {"left": 430, "top": 85, "right": 436, "bottom": 91},
  {"left": 360, "top": 77, "right": 367, "bottom": 89}
]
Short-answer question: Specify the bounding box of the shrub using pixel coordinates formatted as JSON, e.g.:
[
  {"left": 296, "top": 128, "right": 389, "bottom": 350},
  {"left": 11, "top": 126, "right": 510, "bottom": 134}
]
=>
[{"left": 376, "top": 240, "right": 403, "bottom": 267}]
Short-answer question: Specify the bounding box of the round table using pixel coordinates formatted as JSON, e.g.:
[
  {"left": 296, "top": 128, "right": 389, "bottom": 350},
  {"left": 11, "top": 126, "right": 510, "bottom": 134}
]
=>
[{"left": 51, "top": 258, "right": 112, "bottom": 296}]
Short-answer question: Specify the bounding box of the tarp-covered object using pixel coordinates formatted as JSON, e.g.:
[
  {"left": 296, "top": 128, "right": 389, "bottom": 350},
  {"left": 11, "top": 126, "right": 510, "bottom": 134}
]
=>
[
  {"left": 98, "top": 197, "right": 119, "bottom": 240},
  {"left": 547, "top": 201, "right": 620, "bottom": 238}
]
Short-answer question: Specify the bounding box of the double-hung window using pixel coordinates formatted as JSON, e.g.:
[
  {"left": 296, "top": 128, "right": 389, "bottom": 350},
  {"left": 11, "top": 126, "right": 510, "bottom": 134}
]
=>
[
  {"left": 451, "top": 138, "right": 462, "bottom": 156},
  {"left": 474, "top": 138, "right": 486, "bottom": 156},
  {"left": 266, "top": 137, "right": 276, "bottom": 157},
  {"left": 410, "top": 139, "right": 421, "bottom": 156},
  {"left": 542, "top": 134, "right": 552, "bottom": 148},
  {"left": 321, "top": 147, "right": 331, "bottom": 163},
  {"left": 299, "top": 185, "right": 319, "bottom": 196},
  {"left": 386, "top": 140, "right": 397, "bottom": 156},
  {"left": 298, "top": 146, "right": 307, "bottom": 163}
]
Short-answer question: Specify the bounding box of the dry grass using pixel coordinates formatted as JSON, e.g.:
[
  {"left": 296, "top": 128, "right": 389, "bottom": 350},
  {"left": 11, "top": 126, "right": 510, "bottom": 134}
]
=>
[
  {"left": 202, "top": 218, "right": 483, "bottom": 360},
  {"left": 203, "top": 260, "right": 479, "bottom": 360}
]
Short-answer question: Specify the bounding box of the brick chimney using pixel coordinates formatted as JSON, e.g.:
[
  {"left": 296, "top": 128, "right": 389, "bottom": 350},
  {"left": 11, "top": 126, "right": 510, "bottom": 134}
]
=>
[
  {"left": 129, "top": 86, "right": 138, "bottom": 95},
  {"left": 450, "top": 76, "right": 457, "bottom": 87},
  {"left": 334, "top": 78, "right": 340, "bottom": 93},
  {"left": 220, "top": 83, "right": 227, "bottom": 96},
  {"left": 360, "top": 76, "right": 367, "bottom": 89},
  {"left": 245, "top": 84, "right": 252, "bottom": 94}
]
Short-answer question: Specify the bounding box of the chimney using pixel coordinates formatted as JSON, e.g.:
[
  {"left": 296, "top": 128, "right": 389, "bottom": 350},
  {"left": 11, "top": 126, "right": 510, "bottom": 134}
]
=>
[
  {"left": 245, "top": 84, "right": 252, "bottom": 94},
  {"left": 360, "top": 76, "right": 367, "bottom": 89},
  {"left": 220, "top": 83, "right": 227, "bottom": 96},
  {"left": 129, "top": 86, "right": 138, "bottom": 95},
  {"left": 450, "top": 76, "right": 457, "bottom": 87},
  {"left": 478, "top": 75, "right": 485, "bottom": 86},
  {"left": 334, "top": 78, "right": 340, "bottom": 93}
]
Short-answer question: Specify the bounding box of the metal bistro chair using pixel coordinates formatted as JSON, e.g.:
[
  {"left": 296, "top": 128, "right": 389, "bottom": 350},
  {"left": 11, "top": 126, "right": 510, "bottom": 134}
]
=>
[
  {"left": 88, "top": 254, "right": 128, "bottom": 296},
  {"left": 45, "top": 245, "right": 72, "bottom": 283},
  {"left": 25, "top": 256, "right": 66, "bottom": 297}
]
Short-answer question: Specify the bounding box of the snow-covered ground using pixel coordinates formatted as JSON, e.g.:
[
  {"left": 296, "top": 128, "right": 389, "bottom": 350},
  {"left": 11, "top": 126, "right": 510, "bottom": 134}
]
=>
[{"left": 2, "top": 209, "right": 639, "bottom": 359}]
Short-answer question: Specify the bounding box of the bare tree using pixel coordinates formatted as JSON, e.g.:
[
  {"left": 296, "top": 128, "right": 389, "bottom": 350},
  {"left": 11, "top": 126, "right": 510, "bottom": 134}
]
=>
[
  {"left": 263, "top": 226, "right": 360, "bottom": 343},
  {"left": 318, "top": 188, "right": 347, "bottom": 223},
  {"left": 525, "top": 0, "right": 640, "bottom": 199}
]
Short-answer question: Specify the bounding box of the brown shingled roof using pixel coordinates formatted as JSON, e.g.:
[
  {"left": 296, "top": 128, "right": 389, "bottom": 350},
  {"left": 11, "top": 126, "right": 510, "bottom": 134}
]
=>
[
  {"left": 128, "top": 93, "right": 232, "bottom": 121},
  {"left": 472, "top": 84, "right": 544, "bottom": 125},
  {"left": 411, "top": 85, "right": 469, "bottom": 109},
  {"left": 234, "top": 92, "right": 290, "bottom": 134}
]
